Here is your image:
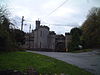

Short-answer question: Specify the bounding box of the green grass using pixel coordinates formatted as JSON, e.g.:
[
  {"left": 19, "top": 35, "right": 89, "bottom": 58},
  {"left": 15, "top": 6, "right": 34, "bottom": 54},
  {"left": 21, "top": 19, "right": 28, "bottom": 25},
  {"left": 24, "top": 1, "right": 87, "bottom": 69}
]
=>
[
  {"left": 71, "top": 49, "right": 92, "bottom": 53},
  {"left": 0, "top": 51, "right": 94, "bottom": 75}
]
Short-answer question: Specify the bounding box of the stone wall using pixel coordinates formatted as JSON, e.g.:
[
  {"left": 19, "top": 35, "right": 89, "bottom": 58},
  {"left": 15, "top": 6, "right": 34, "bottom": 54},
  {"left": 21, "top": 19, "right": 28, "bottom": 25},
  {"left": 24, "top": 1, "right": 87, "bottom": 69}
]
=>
[
  {"left": 48, "top": 32, "right": 56, "bottom": 51},
  {"left": 34, "top": 27, "right": 49, "bottom": 49}
]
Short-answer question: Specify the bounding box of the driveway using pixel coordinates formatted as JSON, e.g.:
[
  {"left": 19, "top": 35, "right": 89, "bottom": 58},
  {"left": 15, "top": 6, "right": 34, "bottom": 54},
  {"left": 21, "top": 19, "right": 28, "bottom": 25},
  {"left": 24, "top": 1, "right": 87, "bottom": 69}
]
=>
[{"left": 26, "top": 50, "right": 100, "bottom": 75}]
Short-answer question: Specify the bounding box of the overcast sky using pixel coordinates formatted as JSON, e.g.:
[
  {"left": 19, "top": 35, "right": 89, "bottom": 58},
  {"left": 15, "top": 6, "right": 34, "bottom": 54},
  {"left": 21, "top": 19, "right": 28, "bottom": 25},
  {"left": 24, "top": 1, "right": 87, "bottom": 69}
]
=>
[{"left": 4, "top": 0, "right": 100, "bottom": 34}]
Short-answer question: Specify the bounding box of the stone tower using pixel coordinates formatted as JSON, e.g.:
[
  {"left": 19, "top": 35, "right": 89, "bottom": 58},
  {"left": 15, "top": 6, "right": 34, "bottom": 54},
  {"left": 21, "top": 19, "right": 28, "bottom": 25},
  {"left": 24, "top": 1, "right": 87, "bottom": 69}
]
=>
[{"left": 36, "top": 20, "right": 40, "bottom": 29}]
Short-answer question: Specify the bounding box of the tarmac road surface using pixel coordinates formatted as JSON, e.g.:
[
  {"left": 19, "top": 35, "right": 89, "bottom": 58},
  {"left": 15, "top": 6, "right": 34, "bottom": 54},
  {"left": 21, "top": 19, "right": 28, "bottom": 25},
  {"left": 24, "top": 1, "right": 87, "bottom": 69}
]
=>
[{"left": 26, "top": 50, "right": 100, "bottom": 75}]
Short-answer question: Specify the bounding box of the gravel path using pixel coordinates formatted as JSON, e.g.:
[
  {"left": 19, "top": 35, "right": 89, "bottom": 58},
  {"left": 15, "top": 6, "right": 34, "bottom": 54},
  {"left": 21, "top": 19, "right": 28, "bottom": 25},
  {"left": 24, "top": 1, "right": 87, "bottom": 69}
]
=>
[{"left": 26, "top": 50, "right": 100, "bottom": 75}]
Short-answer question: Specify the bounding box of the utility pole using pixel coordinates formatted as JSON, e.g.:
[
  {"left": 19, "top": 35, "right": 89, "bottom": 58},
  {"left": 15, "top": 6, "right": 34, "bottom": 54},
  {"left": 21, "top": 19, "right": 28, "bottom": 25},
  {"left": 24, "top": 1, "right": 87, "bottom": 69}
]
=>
[
  {"left": 29, "top": 24, "right": 31, "bottom": 33},
  {"left": 21, "top": 16, "right": 24, "bottom": 31}
]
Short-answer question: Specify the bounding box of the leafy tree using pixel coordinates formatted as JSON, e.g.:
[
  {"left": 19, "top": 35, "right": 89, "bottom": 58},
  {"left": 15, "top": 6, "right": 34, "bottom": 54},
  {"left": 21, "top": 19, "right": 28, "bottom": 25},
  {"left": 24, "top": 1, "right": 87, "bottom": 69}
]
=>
[
  {"left": 11, "top": 29, "right": 25, "bottom": 46},
  {"left": 0, "top": 4, "right": 17, "bottom": 51},
  {"left": 0, "top": 16, "right": 13, "bottom": 51},
  {"left": 68, "top": 27, "right": 82, "bottom": 51},
  {"left": 81, "top": 7, "right": 100, "bottom": 48},
  {"left": 0, "top": 5, "right": 11, "bottom": 51}
]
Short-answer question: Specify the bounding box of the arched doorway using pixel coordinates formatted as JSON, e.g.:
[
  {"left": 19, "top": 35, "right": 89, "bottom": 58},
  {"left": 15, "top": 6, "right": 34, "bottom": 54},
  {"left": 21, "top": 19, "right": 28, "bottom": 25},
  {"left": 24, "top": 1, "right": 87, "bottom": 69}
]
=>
[{"left": 55, "top": 42, "right": 65, "bottom": 52}]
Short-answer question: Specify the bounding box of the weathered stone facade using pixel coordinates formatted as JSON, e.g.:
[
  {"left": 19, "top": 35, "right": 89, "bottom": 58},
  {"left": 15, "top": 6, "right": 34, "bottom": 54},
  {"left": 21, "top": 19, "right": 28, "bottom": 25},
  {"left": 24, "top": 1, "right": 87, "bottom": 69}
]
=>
[
  {"left": 65, "top": 33, "right": 71, "bottom": 52},
  {"left": 23, "top": 20, "right": 71, "bottom": 52},
  {"left": 55, "top": 35, "right": 65, "bottom": 52},
  {"left": 48, "top": 31, "right": 56, "bottom": 51},
  {"left": 34, "top": 26, "right": 49, "bottom": 49}
]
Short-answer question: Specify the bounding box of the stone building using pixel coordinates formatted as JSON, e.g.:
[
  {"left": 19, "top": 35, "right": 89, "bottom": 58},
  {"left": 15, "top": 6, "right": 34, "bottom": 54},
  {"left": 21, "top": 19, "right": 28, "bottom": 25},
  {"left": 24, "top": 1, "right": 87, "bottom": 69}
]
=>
[
  {"left": 23, "top": 20, "right": 71, "bottom": 52},
  {"left": 48, "top": 31, "right": 56, "bottom": 51},
  {"left": 22, "top": 32, "right": 34, "bottom": 49},
  {"left": 34, "top": 20, "right": 50, "bottom": 49},
  {"left": 65, "top": 33, "right": 71, "bottom": 51},
  {"left": 55, "top": 35, "right": 65, "bottom": 52}
]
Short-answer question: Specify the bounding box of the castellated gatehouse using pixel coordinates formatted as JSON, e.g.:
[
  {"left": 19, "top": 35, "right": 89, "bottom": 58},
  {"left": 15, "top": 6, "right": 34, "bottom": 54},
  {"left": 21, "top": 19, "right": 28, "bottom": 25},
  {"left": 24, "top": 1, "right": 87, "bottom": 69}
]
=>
[{"left": 23, "top": 20, "right": 71, "bottom": 52}]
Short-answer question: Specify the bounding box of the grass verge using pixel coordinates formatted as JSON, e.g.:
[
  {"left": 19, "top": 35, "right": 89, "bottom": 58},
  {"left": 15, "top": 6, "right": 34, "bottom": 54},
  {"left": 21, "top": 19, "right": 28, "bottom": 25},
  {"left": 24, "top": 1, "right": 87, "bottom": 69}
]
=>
[{"left": 0, "top": 51, "right": 94, "bottom": 75}]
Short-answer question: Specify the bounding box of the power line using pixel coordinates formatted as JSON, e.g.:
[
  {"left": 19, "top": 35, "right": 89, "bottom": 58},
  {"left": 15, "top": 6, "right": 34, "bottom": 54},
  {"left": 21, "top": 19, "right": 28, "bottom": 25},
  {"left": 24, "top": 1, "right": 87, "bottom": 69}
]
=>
[
  {"left": 24, "top": 19, "right": 78, "bottom": 27},
  {"left": 41, "top": 23, "right": 79, "bottom": 27},
  {"left": 47, "top": 0, "right": 69, "bottom": 16}
]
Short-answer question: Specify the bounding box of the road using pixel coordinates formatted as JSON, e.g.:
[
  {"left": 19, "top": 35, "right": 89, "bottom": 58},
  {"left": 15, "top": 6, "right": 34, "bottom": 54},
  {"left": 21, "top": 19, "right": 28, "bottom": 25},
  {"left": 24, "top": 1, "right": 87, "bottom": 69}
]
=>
[{"left": 26, "top": 50, "right": 100, "bottom": 75}]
